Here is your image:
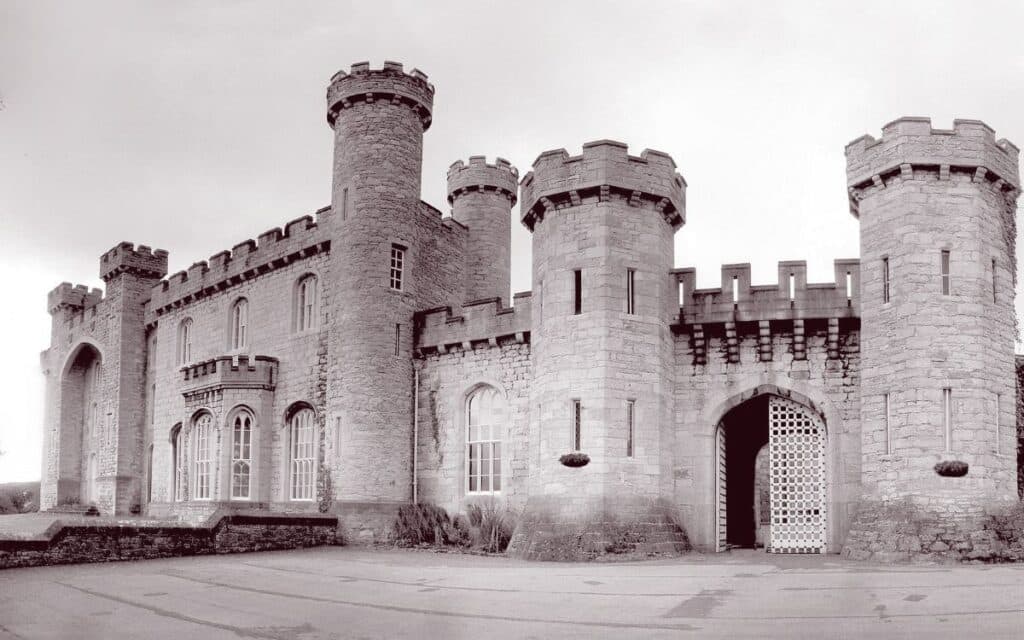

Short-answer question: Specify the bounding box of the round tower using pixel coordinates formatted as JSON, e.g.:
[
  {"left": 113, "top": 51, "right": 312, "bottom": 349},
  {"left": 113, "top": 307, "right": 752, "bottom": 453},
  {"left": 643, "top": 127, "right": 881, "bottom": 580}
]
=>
[
  {"left": 325, "top": 62, "right": 433, "bottom": 515},
  {"left": 508, "top": 140, "right": 689, "bottom": 559},
  {"left": 845, "top": 118, "right": 1020, "bottom": 555},
  {"left": 447, "top": 156, "right": 518, "bottom": 303}
]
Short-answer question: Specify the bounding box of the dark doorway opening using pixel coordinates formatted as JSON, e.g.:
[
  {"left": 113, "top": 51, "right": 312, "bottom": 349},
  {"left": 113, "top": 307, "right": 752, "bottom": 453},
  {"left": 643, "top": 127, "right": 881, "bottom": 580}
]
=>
[{"left": 722, "top": 395, "right": 769, "bottom": 549}]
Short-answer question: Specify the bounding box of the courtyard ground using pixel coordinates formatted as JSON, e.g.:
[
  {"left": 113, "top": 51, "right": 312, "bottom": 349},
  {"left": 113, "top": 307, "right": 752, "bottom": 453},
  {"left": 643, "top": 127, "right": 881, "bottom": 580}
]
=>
[{"left": 1, "top": 546, "right": 1022, "bottom": 639}]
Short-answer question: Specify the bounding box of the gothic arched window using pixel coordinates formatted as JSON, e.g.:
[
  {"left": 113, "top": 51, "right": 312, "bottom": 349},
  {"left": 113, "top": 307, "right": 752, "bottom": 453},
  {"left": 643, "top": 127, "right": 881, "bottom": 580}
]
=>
[{"left": 466, "top": 386, "right": 506, "bottom": 494}]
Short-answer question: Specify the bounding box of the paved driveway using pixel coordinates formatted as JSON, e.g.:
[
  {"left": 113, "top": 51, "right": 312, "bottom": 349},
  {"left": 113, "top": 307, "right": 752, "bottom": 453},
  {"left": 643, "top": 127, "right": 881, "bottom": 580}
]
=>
[{"left": 1, "top": 547, "right": 1023, "bottom": 639}]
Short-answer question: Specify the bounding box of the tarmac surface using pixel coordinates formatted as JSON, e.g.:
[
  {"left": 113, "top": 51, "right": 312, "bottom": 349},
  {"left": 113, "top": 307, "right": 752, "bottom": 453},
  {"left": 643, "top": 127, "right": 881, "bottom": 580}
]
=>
[{"left": 1, "top": 546, "right": 1023, "bottom": 639}]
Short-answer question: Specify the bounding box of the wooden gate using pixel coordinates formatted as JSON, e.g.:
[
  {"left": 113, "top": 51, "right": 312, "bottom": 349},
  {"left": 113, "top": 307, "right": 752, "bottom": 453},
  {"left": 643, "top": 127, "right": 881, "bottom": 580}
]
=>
[
  {"left": 767, "top": 396, "right": 826, "bottom": 553},
  {"left": 715, "top": 423, "right": 727, "bottom": 552}
]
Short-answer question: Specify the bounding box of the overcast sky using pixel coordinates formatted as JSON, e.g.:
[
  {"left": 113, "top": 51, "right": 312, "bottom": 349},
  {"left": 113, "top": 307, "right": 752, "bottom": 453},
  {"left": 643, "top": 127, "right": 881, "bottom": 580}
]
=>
[{"left": 2, "top": 0, "right": 1022, "bottom": 483}]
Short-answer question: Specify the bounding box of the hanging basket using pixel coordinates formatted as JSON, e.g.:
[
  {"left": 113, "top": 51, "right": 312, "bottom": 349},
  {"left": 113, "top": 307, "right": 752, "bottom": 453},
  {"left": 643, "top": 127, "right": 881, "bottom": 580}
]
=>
[
  {"left": 934, "top": 460, "right": 969, "bottom": 477},
  {"left": 560, "top": 452, "right": 590, "bottom": 468}
]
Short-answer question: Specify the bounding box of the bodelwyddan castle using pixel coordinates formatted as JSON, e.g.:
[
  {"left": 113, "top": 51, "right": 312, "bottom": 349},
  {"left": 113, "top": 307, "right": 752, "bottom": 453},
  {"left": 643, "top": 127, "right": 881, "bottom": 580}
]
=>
[{"left": 38, "top": 61, "right": 1023, "bottom": 560}]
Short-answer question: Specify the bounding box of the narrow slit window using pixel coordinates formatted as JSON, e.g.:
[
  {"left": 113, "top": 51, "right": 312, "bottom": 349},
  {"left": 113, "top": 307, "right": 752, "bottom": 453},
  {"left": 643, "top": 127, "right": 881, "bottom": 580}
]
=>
[
  {"left": 882, "top": 257, "right": 890, "bottom": 303},
  {"left": 573, "top": 270, "right": 582, "bottom": 315},
  {"left": 678, "top": 280, "right": 685, "bottom": 307},
  {"left": 846, "top": 271, "right": 852, "bottom": 299},
  {"left": 995, "top": 393, "right": 1002, "bottom": 455},
  {"left": 394, "top": 323, "right": 401, "bottom": 356},
  {"left": 941, "top": 250, "right": 950, "bottom": 295},
  {"left": 789, "top": 273, "right": 795, "bottom": 301},
  {"left": 992, "top": 258, "right": 997, "bottom": 303},
  {"left": 732, "top": 276, "right": 739, "bottom": 303},
  {"left": 943, "top": 388, "right": 952, "bottom": 452},
  {"left": 626, "top": 400, "right": 635, "bottom": 457},
  {"left": 390, "top": 245, "right": 405, "bottom": 291},
  {"left": 883, "top": 393, "right": 891, "bottom": 455},
  {"left": 341, "top": 187, "right": 349, "bottom": 220},
  {"left": 626, "top": 269, "right": 636, "bottom": 314},
  {"left": 572, "top": 399, "right": 582, "bottom": 451}
]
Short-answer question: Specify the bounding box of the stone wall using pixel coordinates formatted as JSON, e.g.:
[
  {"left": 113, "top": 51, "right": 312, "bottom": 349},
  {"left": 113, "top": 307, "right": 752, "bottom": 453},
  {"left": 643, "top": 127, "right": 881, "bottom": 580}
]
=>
[
  {"left": 0, "top": 513, "right": 338, "bottom": 570},
  {"left": 673, "top": 321, "right": 862, "bottom": 552},
  {"left": 414, "top": 339, "right": 532, "bottom": 515}
]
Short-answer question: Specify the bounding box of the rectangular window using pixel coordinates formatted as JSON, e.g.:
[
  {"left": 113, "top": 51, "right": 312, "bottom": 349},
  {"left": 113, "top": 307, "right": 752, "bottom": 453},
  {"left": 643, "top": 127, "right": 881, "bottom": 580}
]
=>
[
  {"left": 573, "top": 270, "right": 582, "bottom": 315},
  {"left": 678, "top": 280, "right": 685, "bottom": 307},
  {"left": 394, "top": 323, "right": 401, "bottom": 356},
  {"left": 626, "top": 269, "right": 636, "bottom": 314},
  {"left": 941, "top": 250, "right": 950, "bottom": 295},
  {"left": 943, "top": 388, "right": 952, "bottom": 452},
  {"left": 883, "top": 393, "right": 891, "bottom": 455},
  {"left": 572, "top": 399, "right": 582, "bottom": 451},
  {"left": 732, "top": 275, "right": 739, "bottom": 303},
  {"left": 390, "top": 245, "right": 405, "bottom": 291},
  {"left": 992, "top": 258, "right": 997, "bottom": 303},
  {"left": 626, "top": 400, "right": 635, "bottom": 457},
  {"left": 846, "top": 271, "right": 852, "bottom": 299},
  {"left": 341, "top": 187, "right": 349, "bottom": 220},
  {"left": 882, "top": 257, "right": 890, "bottom": 303},
  {"left": 789, "top": 273, "right": 796, "bottom": 301}
]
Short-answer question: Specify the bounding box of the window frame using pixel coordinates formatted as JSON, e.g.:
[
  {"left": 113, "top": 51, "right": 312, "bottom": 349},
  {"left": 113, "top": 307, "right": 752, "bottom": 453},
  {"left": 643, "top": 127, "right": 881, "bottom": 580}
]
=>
[
  {"left": 295, "top": 275, "right": 319, "bottom": 332},
  {"left": 882, "top": 257, "right": 890, "bottom": 303},
  {"left": 626, "top": 399, "right": 635, "bottom": 457},
  {"left": 230, "top": 409, "right": 254, "bottom": 500},
  {"left": 230, "top": 298, "right": 249, "bottom": 350},
  {"left": 178, "top": 318, "right": 193, "bottom": 364},
  {"left": 466, "top": 386, "right": 504, "bottom": 495},
  {"left": 390, "top": 245, "right": 405, "bottom": 292},
  {"left": 626, "top": 269, "right": 636, "bottom": 315},
  {"left": 192, "top": 414, "right": 213, "bottom": 501},
  {"left": 288, "top": 407, "right": 317, "bottom": 501},
  {"left": 571, "top": 399, "right": 582, "bottom": 451},
  {"left": 940, "top": 250, "right": 951, "bottom": 295},
  {"left": 573, "top": 269, "right": 582, "bottom": 315},
  {"left": 171, "top": 424, "right": 185, "bottom": 502}
]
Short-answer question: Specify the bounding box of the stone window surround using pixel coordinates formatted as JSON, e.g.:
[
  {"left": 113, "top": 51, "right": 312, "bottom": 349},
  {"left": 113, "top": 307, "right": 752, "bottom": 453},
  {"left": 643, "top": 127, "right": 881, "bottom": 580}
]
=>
[
  {"left": 285, "top": 403, "right": 318, "bottom": 502},
  {"left": 228, "top": 406, "right": 255, "bottom": 501},
  {"left": 228, "top": 297, "right": 249, "bottom": 351},
  {"left": 292, "top": 272, "right": 320, "bottom": 333},
  {"left": 465, "top": 384, "right": 506, "bottom": 495},
  {"left": 454, "top": 380, "right": 510, "bottom": 501},
  {"left": 178, "top": 317, "right": 194, "bottom": 365}
]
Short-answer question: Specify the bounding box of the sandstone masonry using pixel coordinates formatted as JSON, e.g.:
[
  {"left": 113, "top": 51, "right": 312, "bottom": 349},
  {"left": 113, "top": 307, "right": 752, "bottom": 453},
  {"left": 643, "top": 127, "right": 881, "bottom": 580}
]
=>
[{"left": 36, "top": 61, "right": 1024, "bottom": 562}]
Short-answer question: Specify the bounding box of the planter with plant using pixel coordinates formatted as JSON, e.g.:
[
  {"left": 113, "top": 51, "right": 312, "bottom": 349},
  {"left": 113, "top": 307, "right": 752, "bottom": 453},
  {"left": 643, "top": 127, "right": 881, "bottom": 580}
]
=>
[{"left": 559, "top": 452, "right": 590, "bottom": 468}]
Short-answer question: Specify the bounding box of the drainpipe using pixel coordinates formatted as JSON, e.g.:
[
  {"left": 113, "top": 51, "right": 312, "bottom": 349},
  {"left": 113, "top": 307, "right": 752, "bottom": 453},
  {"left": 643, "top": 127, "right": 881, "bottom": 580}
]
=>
[{"left": 413, "top": 365, "right": 420, "bottom": 505}]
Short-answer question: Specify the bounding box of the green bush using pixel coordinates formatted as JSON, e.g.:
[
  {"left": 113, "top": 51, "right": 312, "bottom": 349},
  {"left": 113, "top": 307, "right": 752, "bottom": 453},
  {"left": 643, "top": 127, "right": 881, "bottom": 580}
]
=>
[{"left": 0, "top": 482, "right": 39, "bottom": 514}]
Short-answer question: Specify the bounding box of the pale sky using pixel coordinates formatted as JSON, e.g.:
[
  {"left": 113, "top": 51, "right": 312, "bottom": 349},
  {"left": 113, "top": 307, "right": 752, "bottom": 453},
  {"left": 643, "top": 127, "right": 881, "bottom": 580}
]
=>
[{"left": 2, "top": 0, "right": 1023, "bottom": 482}]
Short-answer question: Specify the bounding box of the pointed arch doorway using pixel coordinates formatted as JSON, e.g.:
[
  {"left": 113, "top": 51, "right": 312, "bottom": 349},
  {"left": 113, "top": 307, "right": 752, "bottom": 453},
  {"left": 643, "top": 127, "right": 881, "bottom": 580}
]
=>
[{"left": 715, "top": 393, "right": 827, "bottom": 554}]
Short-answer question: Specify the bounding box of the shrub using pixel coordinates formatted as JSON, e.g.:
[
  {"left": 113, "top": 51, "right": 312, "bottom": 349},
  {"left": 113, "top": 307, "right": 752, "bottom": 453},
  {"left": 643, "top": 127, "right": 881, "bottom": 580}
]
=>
[
  {"left": 560, "top": 452, "right": 590, "bottom": 468},
  {"left": 472, "top": 501, "right": 515, "bottom": 553},
  {"left": 935, "top": 460, "right": 969, "bottom": 477},
  {"left": 393, "top": 502, "right": 455, "bottom": 546}
]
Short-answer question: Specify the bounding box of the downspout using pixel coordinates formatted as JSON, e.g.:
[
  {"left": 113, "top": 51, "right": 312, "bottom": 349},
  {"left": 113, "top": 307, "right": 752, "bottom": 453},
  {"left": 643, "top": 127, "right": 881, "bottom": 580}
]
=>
[{"left": 413, "top": 364, "right": 419, "bottom": 505}]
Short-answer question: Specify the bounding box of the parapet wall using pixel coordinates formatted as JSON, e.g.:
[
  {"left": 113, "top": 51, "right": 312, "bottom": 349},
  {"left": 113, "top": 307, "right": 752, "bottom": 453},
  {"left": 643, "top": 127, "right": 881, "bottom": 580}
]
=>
[
  {"left": 326, "top": 61, "right": 434, "bottom": 130},
  {"left": 519, "top": 140, "right": 686, "bottom": 230},
  {"left": 414, "top": 292, "right": 532, "bottom": 355},
  {"left": 47, "top": 282, "right": 104, "bottom": 315},
  {"left": 846, "top": 117, "right": 1020, "bottom": 215},
  {"left": 447, "top": 156, "right": 519, "bottom": 205},
  {"left": 675, "top": 259, "right": 860, "bottom": 325},
  {"left": 100, "top": 242, "right": 168, "bottom": 282},
  {"left": 181, "top": 355, "right": 279, "bottom": 393},
  {"left": 146, "top": 211, "right": 330, "bottom": 324}
]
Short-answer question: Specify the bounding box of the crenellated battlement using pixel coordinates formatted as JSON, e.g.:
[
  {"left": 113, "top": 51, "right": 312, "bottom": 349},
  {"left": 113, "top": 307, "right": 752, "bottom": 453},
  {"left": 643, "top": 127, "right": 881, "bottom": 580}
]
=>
[
  {"left": 47, "top": 282, "right": 103, "bottom": 315},
  {"left": 414, "top": 292, "right": 532, "bottom": 355},
  {"left": 146, "top": 210, "right": 330, "bottom": 324},
  {"left": 99, "top": 242, "right": 168, "bottom": 283},
  {"left": 519, "top": 140, "right": 686, "bottom": 231},
  {"left": 181, "top": 355, "right": 278, "bottom": 394},
  {"left": 675, "top": 259, "right": 860, "bottom": 326},
  {"left": 326, "top": 60, "right": 434, "bottom": 130},
  {"left": 447, "top": 156, "right": 519, "bottom": 205},
  {"left": 846, "top": 117, "right": 1020, "bottom": 216}
]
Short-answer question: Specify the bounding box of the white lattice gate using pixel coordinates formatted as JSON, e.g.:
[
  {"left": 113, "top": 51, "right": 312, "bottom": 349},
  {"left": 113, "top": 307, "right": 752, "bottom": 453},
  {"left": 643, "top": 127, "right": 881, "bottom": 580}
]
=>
[
  {"left": 768, "top": 396, "right": 826, "bottom": 554},
  {"left": 715, "top": 424, "right": 727, "bottom": 552}
]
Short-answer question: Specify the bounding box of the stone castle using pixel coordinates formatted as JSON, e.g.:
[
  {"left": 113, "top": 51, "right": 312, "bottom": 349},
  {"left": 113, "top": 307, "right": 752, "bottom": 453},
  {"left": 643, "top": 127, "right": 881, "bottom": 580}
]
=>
[{"left": 38, "top": 61, "right": 1024, "bottom": 560}]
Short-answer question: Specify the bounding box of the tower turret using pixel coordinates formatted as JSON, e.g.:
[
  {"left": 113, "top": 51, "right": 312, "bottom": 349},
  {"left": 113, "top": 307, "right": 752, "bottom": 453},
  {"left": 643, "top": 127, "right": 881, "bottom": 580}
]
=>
[
  {"left": 508, "top": 140, "right": 689, "bottom": 559},
  {"left": 447, "top": 156, "right": 518, "bottom": 303},
  {"left": 845, "top": 117, "right": 1020, "bottom": 558},
  {"left": 325, "top": 62, "right": 435, "bottom": 518}
]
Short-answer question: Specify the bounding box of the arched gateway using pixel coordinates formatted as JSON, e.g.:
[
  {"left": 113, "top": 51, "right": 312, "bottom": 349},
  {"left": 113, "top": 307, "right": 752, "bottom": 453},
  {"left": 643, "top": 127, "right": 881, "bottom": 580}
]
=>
[{"left": 715, "top": 394, "right": 827, "bottom": 554}]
